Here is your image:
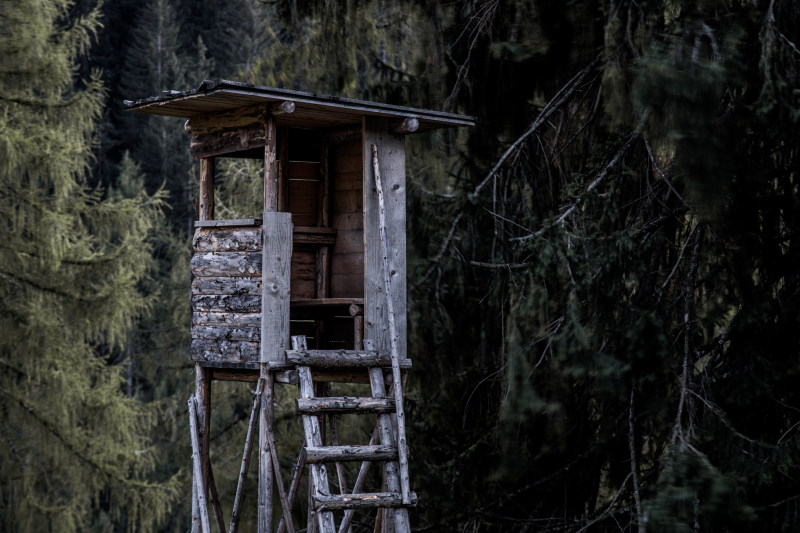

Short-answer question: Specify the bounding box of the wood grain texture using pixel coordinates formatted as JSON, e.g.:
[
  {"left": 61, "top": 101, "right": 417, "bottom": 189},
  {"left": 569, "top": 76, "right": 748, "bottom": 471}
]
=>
[
  {"left": 191, "top": 122, "right": 267, "bottom": 159},
  {"left": 368, "top": 363, "right": 411, "bottom": 531},
  {"left": 257, "top": 368, "right": 273, "bottom": 533},
  {"left": 264, "top": 116, "right": 278, "bottom": 212},
  {"left": 330, "top": 139, "right": 364, "bottom": 299},
  {"left": 296, "top": 396, "right": 395, "bottom": 415},
  {"left": 261, "top": 212, "right": 292, "bottom": 363},
  {"left": 293, "top": 337, "right": 336, "bottom": 533},
  {"left": 193, "top": 311, "right": 261, "bottom": 328},
  {"left": 189, "top": 395, "right": 212, "bottom": 533},
  {"left": 286, "top": 349, "right": 411, "bottom": 368},
  {"left": 193, "top": 227, "right": 261, "bottom": 252},
  {"left": 192, "top": 325, "right": 260, "bottom": 342},
  {"left": 191, "top": 339, "right": 260, "bottom": 363},
  {"left": 362, "top": 118, "right": 407, "bottom": 361},
  {"left": 304, "top": 445, "right": 397, "bottom": 464},
  {"left": 192, "top": 277, "right": 261, "bottom": 296},
  {"left": 192, "top": 294, "right": 262, "bottom": 313},
  {"left": 191, "top": 251, "right": 262, "bottom": 278},
  {"left": 186, "top": 103, "right": 267, "bottom": 135},
  {"left": 313, "top": 492, "right": 417, "bottom": 510},
  {"left": 199, "top": 158, "right": 215, "bottom": 221}
]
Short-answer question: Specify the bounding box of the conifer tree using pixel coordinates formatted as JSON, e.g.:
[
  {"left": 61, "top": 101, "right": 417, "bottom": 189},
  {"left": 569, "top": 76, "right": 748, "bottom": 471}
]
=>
[
  {"left": 0, "top": 1, "right": 178, "bottom": 531},
  {"left": 120, "top": 0, "right": 195, "bottom": 231}
]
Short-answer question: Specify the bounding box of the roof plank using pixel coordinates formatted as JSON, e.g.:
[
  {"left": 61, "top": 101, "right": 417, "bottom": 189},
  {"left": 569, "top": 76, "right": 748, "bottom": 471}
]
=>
[{"left": 124, "top": 79, "right": 475, "bottom": 132}]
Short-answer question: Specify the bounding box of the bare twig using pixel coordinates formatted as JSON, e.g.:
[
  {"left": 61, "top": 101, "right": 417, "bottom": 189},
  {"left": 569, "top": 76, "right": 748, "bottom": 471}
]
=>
[
  {"left": 471, "top": 54, "right": 603, "bottom": 200},
  {"left": 413, "top": 56, "right": 605, "bottom": 291},
  {"left": 628, "top": 389, "right": 645, "bottom": 533},
  {"left": 573, "top": 473, "right": 632, "bottom": 533},
  {"left": 511, "top": 112, "right": 649, "bottom": 243}
]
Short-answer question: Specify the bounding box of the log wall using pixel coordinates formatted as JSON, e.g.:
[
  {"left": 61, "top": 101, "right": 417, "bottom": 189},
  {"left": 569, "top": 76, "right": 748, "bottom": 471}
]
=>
[{"left": 191, "top": 223, "right": 263, "bottom": 366}]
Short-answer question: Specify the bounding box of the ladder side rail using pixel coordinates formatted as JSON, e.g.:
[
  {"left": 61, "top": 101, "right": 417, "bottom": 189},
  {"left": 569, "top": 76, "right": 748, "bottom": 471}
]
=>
[
  {"left": 365, "top": 338, "right": 410, "bottom": 533},
  {"left": 293, "top": 336, "right": 336, "bottom": 533}
]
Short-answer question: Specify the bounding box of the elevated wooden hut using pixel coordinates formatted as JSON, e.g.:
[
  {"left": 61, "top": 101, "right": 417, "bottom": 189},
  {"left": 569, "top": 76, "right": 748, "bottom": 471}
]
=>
[{"left": 125, "top": 80, "right": 474, "bottom": 533}]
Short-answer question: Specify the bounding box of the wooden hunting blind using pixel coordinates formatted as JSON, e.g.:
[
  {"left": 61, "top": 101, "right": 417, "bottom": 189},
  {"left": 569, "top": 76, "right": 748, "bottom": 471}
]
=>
[{"left": 125, "top": 80, "right": 474, "bottom": 533}]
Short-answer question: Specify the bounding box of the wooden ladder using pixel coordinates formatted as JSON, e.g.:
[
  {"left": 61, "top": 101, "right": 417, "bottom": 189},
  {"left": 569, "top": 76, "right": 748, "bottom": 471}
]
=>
[{"left": 288, "top": 335, "right": 414, "bottom": 533}]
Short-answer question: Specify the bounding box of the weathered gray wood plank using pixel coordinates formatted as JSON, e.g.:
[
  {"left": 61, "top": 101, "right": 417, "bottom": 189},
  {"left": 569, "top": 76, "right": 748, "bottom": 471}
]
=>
[
  {"left": 362, "top": 117, "right": 407, "bottom": 361},
  {"left": 193, "top": 227, "right": 262, "bottom": 252},
  {"left": 194, "top": 219, "right": 261, "bottom": 228},
  {"left": 192, "top": 325, "right": 261, "bottom": 342},
  {"left": 261, "top": 212, "right": 292, "bottom": 363},
  {"left": 191, "top": 251, "right": 262, "bottom": 277},
  {"left": 295, "top": 396, "right": 395, "bottom": 415},
  {"left": 193, "top": 311, "right": 261, "bottom": 328},
  {"left": 314, "top": 492, "right": 417, "bottom": 511},
  {"left": 192, "top": 295, "right": 262, "bottom": 313},
  {"left": 305, "top": 445, "right": 397, "bottom": 464},
  {"left": 191, "top": 339, "right": 260, "bottom": 363},
  {"left": 192, "top": 277, "right": 261, "bottom": 296},
  {"left": 371, "top": 142, "right": 412, "bottom": 508},
  {"left": 286, "top": 349, "right": 411, "bottom": 368}
]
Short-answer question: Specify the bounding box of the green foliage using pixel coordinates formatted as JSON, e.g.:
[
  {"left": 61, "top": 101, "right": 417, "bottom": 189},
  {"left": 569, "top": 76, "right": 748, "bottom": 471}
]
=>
[
  {"left": 119, "top": 0, "right": 202, "bottom": 232},
  {"left": 0, "top": 1, "right": 179, "bottom": 532},
  {"left": 9, "top": 0, "right": 796, "bottom": 531}
]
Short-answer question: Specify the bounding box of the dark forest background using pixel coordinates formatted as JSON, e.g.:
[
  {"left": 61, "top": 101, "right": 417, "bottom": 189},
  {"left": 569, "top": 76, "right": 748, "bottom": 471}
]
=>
[{"left": 2, "top": 0, "right": 800, "bottom": 531}]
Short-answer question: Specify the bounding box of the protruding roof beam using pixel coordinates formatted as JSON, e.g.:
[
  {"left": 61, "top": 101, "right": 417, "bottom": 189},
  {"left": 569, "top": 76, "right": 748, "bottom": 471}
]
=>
[{"left": 185, "top": 101, "right": 295, "bottom": 135}]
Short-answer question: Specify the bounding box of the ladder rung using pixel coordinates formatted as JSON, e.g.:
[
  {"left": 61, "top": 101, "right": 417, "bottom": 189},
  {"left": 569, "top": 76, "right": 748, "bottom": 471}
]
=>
[
  {"left": 286, "top": 348, "right": 412, "bottom": 368},
  {"left": 305, "top": 444, "right": 397, "bottom": 464},
  {"left": 314, "top": 491, "right": 418, "bottom": 510},
  {"left": 296, "top": 396, "right": 395, "bottom": 414}
]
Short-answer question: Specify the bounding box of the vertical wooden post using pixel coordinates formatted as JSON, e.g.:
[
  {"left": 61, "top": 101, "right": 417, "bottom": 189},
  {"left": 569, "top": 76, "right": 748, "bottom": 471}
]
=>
[
  {"left": 189, "top": 396, "right": 212, "bottom": 533},
  {"left": 264, "top": 114, "right": 278, "bottom": 213},
  {"left": 199, "top": 157, "right": 215, "bottom": 221},
  {"left": 258, "top": 368, "right": 274, "bottom": 533},
  {"left": 193, "top": 363, "right": 211, "bottom": 533},
  {"left": 260, "top": 105, "right": 290, "bottom": 531},
  {"left": 230, "top": 378, "right": 264, "bottom": 533}
]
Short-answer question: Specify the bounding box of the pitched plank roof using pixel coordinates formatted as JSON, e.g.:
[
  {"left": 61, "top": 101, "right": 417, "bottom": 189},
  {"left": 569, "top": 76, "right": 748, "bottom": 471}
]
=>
[{"left": 124, "top": 80, "right": 475, "bottom": 132}]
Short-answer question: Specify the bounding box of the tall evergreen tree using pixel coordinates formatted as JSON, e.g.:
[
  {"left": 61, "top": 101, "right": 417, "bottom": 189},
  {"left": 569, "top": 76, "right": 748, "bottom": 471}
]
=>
[
  {"left": 120, "top": 0, "right": 196, "bottom": 232},
  {"left": 0, "top": 1, "right": 178, "bottom": 531}
]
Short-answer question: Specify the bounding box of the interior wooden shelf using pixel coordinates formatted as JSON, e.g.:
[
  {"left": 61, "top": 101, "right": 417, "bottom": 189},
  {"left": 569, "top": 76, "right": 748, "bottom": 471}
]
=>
[
  {"left": 290, "top": 298, "right": 363, "bottom": 319},
  {"left": 291, "top": 298, "right": 362, "bottom": 307},
  {"left": 293, "top": 226, "right": 337, "bottom": 246}
]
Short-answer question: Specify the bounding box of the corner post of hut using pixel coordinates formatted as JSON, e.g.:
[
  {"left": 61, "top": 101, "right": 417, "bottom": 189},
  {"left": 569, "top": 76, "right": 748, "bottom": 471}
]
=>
[
  {"left": 259, "top": 107, "right": 285, "bottom": 533},
  {"left": 193, "top": 154, "right": 214, "bottom": 533}
]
